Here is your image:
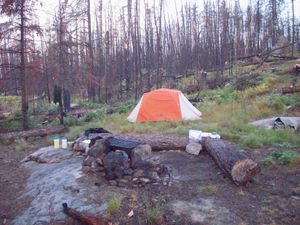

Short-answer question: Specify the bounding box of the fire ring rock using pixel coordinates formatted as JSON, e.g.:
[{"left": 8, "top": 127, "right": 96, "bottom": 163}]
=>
[
  {"left": 131, "top": 144, "right": 152, "bottom": 167},
  {"left": 88, "top": 138, "right": 110, "bottom": 158},
  {"left": 103, "top": 151, "right": 130, "bottom": 180}
]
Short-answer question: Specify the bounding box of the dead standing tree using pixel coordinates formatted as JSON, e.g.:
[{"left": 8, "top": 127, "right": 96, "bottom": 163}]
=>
[{"left": 1, "top": 0, "right": 41, "bottom": 129}]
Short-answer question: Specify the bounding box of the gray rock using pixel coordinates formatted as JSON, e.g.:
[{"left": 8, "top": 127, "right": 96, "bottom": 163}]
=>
[
  {"left": 103, "top": 151, "right": 130, "bottom": 180},
  {"left": 131, "top": 160, "right": 154, "bottom": 170},
  {"left": 82, "top": 156, "right": 95, "bottom": 167},
  {"left": 95, "top": 157, "right": 103, "bottom": 166},
  {"left": 90, "top": 161, "right": 105, "bottom": 172},
  {"left": 131, "top": 144, "right": 152, "bottom": 167},
  {"left": 88, "top": 139, "right": 110, "bottom": 158},
  {"left": 186, "top": 143, "right": 202, "bottom": 155},
  {"left": 116, "top": 178, "right": 129, "bottom": 187},
  {"left": 133, "top": 169, "right": 144, "bottom": 178}
]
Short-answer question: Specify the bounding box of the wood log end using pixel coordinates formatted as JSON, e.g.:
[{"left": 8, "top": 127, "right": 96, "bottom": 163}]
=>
[{"left": 231, "top": 159, "right": 260, "bottom": 185}]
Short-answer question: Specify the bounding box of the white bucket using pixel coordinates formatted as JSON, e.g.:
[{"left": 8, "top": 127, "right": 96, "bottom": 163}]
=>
[
  {"left": 189, "top": 129, "right": 202, "bottom": 143},
  {"left": 61, "top": 137, "right": 68, "bottom": 149}
]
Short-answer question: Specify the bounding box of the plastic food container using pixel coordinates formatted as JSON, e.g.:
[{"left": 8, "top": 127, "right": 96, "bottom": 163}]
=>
[
  {"left": 61, "top": 137, "right": 67, "bottom": 149},
  {"left": 54, "top": 136, "right": 60, "bottom": 149},
  {"left": 189, "top": 129, "right": 202, "bottom": 143}
]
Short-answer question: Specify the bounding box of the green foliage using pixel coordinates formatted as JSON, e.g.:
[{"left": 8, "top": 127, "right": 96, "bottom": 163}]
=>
[
  {"left": 262, "top": 150, "right": 300, "bottom": 166},
  {"left": 83, "top": 111, "right": 104, "bottom": 122},
  {"left": 263, "top": 94, "right": 300, "bottom": 110},
  {"left": 243, "top": 83, "right": 270, "bottom": 98},
  {"left": 199, "top": 86, "right": 241, "bottom": 104},
  {"left": 1, "top": 118, "right": 40, "bottom": 132},
  {"left": 76, "top": 100, "right": 103, "bottom": 110},
  {"left": 15, "top": 138, "right": 30, "bottom": 151},
  {"left": 144, "top": 202, "right": 163, "bottom": 224},
  {"left": 0, "top": 96, "right": 21, "bottom": 113},
  {"left": 234, "top": 74, "right": 262, "bottom": 90},
  {"left": 106, "top": 195, "right": 122, "bottom": 215},
  {"left": 1, "top": 119, "right": 23, "bottom": 132},
  {"left": 13, "top": 110, "right": 23, "bottom": 118},
  {"left": 50, "top": 118, "right": 60, "bottom": 126},
  {"left": 64, "top": 116, "right": 81, "bottom": 127},
  {"left": 48, "top": 104, "right": 59, "bottom": 115},
  {"left": 239, "top": 126, "right": 300, "bottom": 148},
  {"left": 271, "top": 150, "right": 300, "bottom": 165},
  {"left": 116, "top": 100, "right": 136, "bottom": 113}
]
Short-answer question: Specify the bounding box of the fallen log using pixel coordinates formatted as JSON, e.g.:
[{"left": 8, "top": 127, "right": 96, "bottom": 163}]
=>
[
  {"left": 282, "top": 86, "right": 300, "bottom": 94},
  {"left": 0, "top": 125, "right": 67, "bottom": 142},
  {"left": 62, "top": 203, "right": 111, "bottom": 225},
  {"left": 203, "top": 138, "right": 260, "bottom": 185},
  {"left": 116, "top": 133, "right": 188, "bottom": 151}
]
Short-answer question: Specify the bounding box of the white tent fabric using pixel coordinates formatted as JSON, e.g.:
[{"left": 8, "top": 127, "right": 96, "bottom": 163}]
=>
[
  {"left": 179, "top": 93, "right": 202, "bottom": 120},
  {"left": 127, "top": 96, "right": 143, "bottom": 122}
]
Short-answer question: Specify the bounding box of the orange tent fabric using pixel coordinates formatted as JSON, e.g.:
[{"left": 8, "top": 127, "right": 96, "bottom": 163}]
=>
[{"left": 127, "top": 88, "right": 202, "bottom": 122}]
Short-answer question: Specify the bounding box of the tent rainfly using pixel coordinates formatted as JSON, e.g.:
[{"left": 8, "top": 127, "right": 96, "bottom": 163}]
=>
[{"left": 127, "top": 88, "right": 202, "bottom": 122}]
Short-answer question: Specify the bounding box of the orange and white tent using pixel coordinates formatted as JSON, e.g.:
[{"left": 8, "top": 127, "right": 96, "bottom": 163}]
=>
[{"left": 127, "top": 88, "right": 202, "bottom": 122}]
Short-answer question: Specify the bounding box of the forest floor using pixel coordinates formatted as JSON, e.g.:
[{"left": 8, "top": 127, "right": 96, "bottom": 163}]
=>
[{"left": 0, "top": 136, "right": 299, "bottom": 225}]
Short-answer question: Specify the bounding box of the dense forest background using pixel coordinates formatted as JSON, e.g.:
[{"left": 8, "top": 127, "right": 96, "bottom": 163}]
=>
[{"left": 0, "top": 0, "right": 299, "bottom": 127}]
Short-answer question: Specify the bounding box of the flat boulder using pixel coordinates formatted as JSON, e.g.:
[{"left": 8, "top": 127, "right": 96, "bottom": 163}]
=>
[
  {"left": 186, "top": 143, "right": 202, "bottom": 155},
  {"left": 131, "top": 144, "right": 152, "bottom": 167}
]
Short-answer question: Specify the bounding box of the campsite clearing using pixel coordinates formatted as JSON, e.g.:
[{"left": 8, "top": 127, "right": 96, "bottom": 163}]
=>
[{"left": 0, "top": 136, "right": 299, "bottom": 225}]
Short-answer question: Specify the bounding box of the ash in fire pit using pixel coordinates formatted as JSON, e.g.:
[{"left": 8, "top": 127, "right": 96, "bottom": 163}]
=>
[{"left": 74, "top": 128, "right": 171, "bottom": 187}]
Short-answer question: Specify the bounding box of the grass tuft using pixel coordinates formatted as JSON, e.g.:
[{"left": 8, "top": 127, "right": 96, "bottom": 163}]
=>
[
  {"left": 15, "top": 138, "right": 30, "bottom": 151},
  {"left": 199, "top": 185, "right": 218, "bottom": 194},
  {"left": 106, "top": 195, "right": 122, "bottom": 215},
  {"left": 144, "top": 202, "right": 163, "bottom": 224}
]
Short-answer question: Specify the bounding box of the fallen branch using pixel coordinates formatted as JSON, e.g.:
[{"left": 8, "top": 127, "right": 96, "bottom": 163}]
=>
[
  {"left": 62, "top": 203, "right": 111, "bottom": 225},
  {"left": 203, "top": 138, "right": 260, "bottom": 185},
  {"left": 282, "top": 86, "right": 300, "bottom": 94},
  {"left": 0, "top": 125, "right": 67, "bottom": 142}
]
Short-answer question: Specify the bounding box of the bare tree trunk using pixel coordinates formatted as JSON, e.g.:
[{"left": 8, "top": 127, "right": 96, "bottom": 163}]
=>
[
  {"left": 20, "top": 0, "right": 29, "bottom": 130},
  {"left": 291, "top": 0, "right": 295, "bottom": 56}
]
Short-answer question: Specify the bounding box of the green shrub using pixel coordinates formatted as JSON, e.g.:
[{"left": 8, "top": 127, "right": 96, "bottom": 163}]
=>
[
  {"left": 199, "top": 86, "right": 241, "bottom": 104},
  {"left": 50, "top": 118, "right": 60, "bottom": 126},
  {"left": 64, "top": 116, "right": 81, "bottom": 127},
  {"left": 1, "top": 119, "right": 40, "bottom": 132},
  {"left": 13, "top": 110, "right": 23, "bottom": 118},
  {"left": 271, "top": 150, "right": 300, "bottom": 165},
  {"left": 83, "top": 111, "right": 104, "bottom": 122},
  {"left": 48, "top": 104, "right": 59, "bottom": 115},
  {"left": 263, "top": 94, "right": 300, "bottom": 109},
  {"left": 262, "top": 150, "right": 300, "bottom": 166},
  {"left": 107, "top": 195, "right": 122, "bottom": 215},
  {"left": 261, "top": 156, "right": 274, "bottom": 166},
  {"left": 76, "top": 100, "right": 103, "bottom": 110},
  {"left": 116, "top": 101, "right": 136, "bottom": 113}
]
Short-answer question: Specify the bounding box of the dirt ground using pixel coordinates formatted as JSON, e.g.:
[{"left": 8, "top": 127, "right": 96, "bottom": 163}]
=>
[
  {"left": 0, "top": 136, "right": 300, "bottom": 225},
  {"left": 0, "top": 138, "right": 51, "bottom": 225}
]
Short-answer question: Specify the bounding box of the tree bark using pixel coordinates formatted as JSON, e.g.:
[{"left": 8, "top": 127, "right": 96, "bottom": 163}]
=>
[
  {"left": 203, "top": 138, "right": 260, "bottom": 185},
  {"left": 0, "top": 125, "right": 67, "bottom": 142},
  {"left": 20, "top": 0, "right": 29, "bottom": 130},
  {"left": 117, "top": 134, "right": 188, "bottom": 151}
]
